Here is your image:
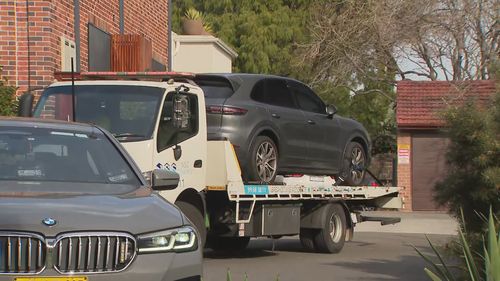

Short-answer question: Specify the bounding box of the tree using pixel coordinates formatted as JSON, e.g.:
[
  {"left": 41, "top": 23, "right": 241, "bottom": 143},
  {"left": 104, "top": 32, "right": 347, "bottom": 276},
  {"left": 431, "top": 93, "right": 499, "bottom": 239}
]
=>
[
  {"left": 172, "top": 0, "right": 311, "bottom": 75},
  {"left": 0, "top": 67, "right": 17, "bottom": 116},
  {"left": 301, "top": 0, "right": 499, "bottom": 86},
  {"left": 434, "top": 88, "right": 499, "bottom": 233}
]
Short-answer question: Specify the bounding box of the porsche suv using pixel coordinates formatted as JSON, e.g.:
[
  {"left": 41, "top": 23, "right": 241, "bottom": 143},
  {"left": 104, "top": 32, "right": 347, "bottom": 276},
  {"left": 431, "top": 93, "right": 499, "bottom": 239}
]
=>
[
  {"left": 0, "top": 118, "right": 202, "bottom": 281},
  {"left": 195, "top": 74, "right": 370, "bottom": 185}
]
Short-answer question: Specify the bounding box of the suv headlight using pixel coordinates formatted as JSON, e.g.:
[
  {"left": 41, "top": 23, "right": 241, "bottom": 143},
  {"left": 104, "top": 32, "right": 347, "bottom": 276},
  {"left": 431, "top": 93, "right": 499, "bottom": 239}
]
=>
[{"left": 137, "top": 226, "right": 198, "bottom": 253}]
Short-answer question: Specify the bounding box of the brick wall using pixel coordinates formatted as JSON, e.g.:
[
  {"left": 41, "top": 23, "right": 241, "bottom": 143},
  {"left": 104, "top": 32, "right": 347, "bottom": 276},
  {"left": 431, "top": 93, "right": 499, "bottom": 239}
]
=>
[
  {"left": 1, "top": 0, "right": 52, "bottom": 94},
  {"left": 397, "top": 131, "right": 412, "bottom": 211},
  {"left": 1, "top": 0, "right": 168, "bottom": 94},
  {"left": 123, "top": 0, "right": 168, "bottom": 67}
]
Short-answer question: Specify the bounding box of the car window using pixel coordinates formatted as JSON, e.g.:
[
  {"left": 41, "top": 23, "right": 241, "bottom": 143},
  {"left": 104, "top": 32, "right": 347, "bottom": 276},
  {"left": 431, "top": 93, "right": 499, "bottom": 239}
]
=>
[
  {"left": 265, "top": 79, "right": 295, "bottom": 108},
  {"left": 157, "top": 91, "right": 199, "bottom": 152},
  {"left": 0, "top": 126, "right": 140, "bottom": 187},
  {"left": 196, "top": 78, "right": 235, "bottom": 99},
  {"left": 290, "top": 81, "right": 325, "bottom": 114},
  {"left": 250, "top": 80, "right": 265, "bottom": 102}
]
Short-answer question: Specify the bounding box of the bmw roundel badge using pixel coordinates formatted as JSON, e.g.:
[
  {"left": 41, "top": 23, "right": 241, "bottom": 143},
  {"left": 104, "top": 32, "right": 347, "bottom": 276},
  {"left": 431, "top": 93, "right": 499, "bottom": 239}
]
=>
[{"left": 42, "top": 217, "right": 57, "bottom": 227}]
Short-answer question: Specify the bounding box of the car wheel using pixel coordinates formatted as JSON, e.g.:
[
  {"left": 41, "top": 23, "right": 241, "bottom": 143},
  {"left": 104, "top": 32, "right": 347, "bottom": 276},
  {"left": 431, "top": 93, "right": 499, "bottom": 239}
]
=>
[
  {"left": 207, "top": 236, "right": 250, "bottom": 252},
  {"left": 342, "top": 142, "right": 367, "bottom": 186},
  {"left": 248, "top": 136, "right": 278, "bottom": 183},
  {"left": 313, "top": 203, "right": 346, "bottom": 253},
  {"left": 176, "top": 201, "right": 207, "bottom": 248}
]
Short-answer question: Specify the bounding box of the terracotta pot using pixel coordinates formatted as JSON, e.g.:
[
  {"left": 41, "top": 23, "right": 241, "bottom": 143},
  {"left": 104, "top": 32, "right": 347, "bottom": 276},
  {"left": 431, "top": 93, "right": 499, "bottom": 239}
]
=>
[{"left": 182, "top": 19, "right": 204, "bottom": 35}]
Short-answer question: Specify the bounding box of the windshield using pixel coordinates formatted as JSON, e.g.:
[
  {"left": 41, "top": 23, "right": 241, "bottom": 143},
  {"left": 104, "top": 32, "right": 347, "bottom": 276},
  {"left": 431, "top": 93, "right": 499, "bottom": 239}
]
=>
[
  {"left": 33, "top": 85, "right": 164, "bottom": 141},
  {"left": 0, "top": 126, "right": 141, "bottom": 188}
]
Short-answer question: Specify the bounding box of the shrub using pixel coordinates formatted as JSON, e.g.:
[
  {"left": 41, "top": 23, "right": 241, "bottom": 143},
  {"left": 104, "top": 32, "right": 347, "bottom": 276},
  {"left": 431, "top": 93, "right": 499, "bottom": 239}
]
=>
[
  {"left": 415, "top": 207, "right": 499, "bottom": 281},
  {"left": 434, "top": 89, "right": 500, "bottom": 233},
  {"left": 0, "top": 67, "right": 17, "bottom": 116}
]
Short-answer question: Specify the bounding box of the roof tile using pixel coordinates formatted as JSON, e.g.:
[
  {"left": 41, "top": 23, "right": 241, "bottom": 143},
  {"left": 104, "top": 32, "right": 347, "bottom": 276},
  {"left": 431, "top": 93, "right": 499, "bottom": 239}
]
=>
[{"left": 396, "top": 80, "right": 496, "bottom": 128}]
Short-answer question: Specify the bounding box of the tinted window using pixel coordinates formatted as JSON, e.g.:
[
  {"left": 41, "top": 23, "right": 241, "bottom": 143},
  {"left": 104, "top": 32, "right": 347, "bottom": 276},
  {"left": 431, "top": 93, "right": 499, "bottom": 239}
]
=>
[
  {"left": 290, "top": 82, "right": 325, "bottom": 114},
  {"left": 0, "top": 126, "right": 140, "bottom": 186},
  {"left": 250, "top": 80, "right": 265, "bottom": 102},
  {"left": 34, "top": 85, "right": 163, "bottom": 142},
  {"left": 157, "top": 92, "right": 199, "bottom": 152},
  {"left": 265, "top": 79, "right": 295, "bottom": 108},
  {"left": 196, "top": 79, "right": 234, "bottom": 99}
]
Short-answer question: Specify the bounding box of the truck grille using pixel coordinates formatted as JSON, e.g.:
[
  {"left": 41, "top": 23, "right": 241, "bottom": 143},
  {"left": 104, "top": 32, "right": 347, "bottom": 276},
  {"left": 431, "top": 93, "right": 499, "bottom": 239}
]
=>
[
  {"left": 54, "top": 233, "right": 136, "bottom": 273},
  {"left": 0, "top": 233, "right": 46, "bottom": 274}
]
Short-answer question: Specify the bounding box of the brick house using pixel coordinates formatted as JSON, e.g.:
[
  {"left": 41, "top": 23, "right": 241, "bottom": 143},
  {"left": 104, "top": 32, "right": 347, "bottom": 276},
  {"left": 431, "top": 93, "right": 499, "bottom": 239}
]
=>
[
  {"left": 396, "top": 80, "right": 496, "bottom": 211},
  {"left": 0, "top": 0, "right": 170, "bottom": 95}
]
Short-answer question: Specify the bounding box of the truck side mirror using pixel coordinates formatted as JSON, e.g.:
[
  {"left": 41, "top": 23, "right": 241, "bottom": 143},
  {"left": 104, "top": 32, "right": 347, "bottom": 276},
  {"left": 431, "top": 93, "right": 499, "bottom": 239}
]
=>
[
  {"left": 151, "top": 169, "right": 180, "bottom": 190},
  {"left": 18, "top": 93, "right": 34, "bottom": 117},
  {"left": 326, "top": 105, "right": 337, "bottom": 118},
  {"left": 172, "top": 94, "right": 191, "bottom": 130}
]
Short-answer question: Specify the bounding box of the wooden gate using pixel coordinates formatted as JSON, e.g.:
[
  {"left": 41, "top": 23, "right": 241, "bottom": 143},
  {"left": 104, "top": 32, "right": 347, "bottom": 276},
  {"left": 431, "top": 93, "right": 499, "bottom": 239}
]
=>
[{"left": 111, "top": 34, "right": 152, "bottom": 72}]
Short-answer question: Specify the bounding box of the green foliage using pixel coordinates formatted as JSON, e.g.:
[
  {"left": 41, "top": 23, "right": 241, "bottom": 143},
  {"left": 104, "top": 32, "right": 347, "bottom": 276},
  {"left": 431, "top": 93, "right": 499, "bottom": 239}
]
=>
[
  {"left": 184, "top": 7, "right": 203, "bottom": 20},
  {"left": 434, "top": 90, "right": 500, "bottom": 233},
  {"left": 173, "top": 0, "right": 311, "bottom": 75},
  {"left": 414, "top": 208, "right": 500, "bottom": 281},
  {"left": 0, "top": 68, "right": 17, "bottom": 116}
]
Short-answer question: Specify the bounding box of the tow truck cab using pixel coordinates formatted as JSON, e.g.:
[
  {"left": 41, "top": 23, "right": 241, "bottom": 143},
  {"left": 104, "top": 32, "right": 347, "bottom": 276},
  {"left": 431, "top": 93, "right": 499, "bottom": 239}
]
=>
[{"left": 21, "top": 72, "right": 209, "bottom": 245}]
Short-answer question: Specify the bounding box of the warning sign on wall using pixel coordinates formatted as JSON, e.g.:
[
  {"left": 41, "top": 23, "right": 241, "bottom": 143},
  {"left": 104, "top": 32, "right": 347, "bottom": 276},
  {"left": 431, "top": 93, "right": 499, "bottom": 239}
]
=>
[{"left": 398, "top": 144, "right": 410, "bottom": 164}]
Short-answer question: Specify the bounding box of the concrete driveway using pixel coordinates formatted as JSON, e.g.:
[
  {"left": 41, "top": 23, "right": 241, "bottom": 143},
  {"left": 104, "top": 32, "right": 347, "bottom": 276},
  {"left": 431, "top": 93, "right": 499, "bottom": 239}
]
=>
[{"left": 203, "top": 212, "right": 458, "bottom": 281}]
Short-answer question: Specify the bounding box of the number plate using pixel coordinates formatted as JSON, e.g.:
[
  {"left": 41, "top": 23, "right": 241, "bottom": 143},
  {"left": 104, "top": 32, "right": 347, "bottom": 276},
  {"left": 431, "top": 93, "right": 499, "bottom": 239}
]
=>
[{"left": 15, "top": 277, "right": 88, "bottom": 281}]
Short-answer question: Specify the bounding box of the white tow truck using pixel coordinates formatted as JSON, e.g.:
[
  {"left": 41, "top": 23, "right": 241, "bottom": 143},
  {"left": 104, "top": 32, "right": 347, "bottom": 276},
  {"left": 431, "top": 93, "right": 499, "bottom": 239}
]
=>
[{"left": 19, "top": 72, "right": 402, "bottom": 253}]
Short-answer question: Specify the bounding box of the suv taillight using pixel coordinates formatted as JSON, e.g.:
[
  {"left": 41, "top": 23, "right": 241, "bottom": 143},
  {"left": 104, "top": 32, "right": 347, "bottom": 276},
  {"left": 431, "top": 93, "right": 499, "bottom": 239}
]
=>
[{"left": 206, "top": 105, "right": 248, "bottom": 115}]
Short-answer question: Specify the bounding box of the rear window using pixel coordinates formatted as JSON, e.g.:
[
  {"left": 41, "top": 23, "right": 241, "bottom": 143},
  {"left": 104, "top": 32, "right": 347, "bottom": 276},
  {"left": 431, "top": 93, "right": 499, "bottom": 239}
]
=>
[{"left": 195, "top": 78, "right": 235, "bottom": 99}]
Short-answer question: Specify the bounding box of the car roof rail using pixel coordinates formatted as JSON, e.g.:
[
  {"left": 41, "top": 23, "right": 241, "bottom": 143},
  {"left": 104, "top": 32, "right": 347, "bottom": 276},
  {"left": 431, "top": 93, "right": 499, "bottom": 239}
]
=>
[{"left": 54, "top": 71, "right": 197, "bottom": 85}]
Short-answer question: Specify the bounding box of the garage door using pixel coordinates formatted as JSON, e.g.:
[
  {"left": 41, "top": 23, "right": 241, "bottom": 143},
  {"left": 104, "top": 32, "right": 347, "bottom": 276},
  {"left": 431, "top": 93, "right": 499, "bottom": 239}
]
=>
[{"left": 412, "top": 134, "right": 449, "bottom": 211}]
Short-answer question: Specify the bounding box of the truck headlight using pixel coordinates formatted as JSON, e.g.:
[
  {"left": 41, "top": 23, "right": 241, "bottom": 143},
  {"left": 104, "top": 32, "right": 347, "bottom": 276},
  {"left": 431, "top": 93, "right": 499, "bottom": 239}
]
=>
[{"left": 137, "top": 226, "right": 198, "bottom": 253}]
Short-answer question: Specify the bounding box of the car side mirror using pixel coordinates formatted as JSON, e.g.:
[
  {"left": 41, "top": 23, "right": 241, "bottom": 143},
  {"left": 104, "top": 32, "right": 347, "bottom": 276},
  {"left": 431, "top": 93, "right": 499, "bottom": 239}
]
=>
[
  {"left": 326, "top": 105, "right": 337, "bottom": 118},
  {"left": 151, "top": 169, "right": 180, "bottom": 190},
  {"left": 18, "top": 93, "right": 34, "bottom": 117}
]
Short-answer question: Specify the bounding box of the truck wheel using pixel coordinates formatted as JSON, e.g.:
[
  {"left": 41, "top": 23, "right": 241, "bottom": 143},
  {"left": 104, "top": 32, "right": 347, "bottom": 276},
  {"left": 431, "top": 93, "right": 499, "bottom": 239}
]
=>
[
  {"left": 248, "top": 136, "right": 278, "bottom": 183},
  {"left": 299, "top": 228, "right": 316, "bottom": 252},
  {"left": 176, "top": 201, "right": 207, "bottom": 248},
  {"left": 207, "top": 236, "right": 250, "bottom": 252},
  {"left": 313, "top": 204, "right": 346, "bottom": 253},
  {"left": 342, "top": 142, "right": 366, "bottom": 186}
]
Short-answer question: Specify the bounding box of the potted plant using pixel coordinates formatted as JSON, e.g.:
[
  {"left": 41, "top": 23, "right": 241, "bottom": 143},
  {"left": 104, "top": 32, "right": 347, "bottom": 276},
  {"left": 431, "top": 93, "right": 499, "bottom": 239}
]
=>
[{"left": 182, "top": 7, "right": 213, "bottom": 35}]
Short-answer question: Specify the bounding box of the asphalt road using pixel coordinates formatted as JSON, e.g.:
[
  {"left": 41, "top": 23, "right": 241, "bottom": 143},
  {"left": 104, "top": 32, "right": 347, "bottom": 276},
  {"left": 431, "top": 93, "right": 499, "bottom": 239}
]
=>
[
  {"left": 203, "top": 212, "right": 458, "bottom": 281},
  {"left": 203, "top": 232, "right": 454, "bottom": 281}
]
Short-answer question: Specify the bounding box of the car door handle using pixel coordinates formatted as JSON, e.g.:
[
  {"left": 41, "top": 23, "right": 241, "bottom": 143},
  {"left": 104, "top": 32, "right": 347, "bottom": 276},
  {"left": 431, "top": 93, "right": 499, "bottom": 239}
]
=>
[
  {"left": 271, "top": 113, "right": 281, "bottom": 119},
  {"left": 307, "top": 120, "right": 316, "bottom": 125}
]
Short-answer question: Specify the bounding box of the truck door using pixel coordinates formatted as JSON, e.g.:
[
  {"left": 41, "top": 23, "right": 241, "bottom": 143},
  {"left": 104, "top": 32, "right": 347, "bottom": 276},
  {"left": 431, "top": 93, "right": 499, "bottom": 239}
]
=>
[{"left": 153, "top": 88, "right": 207, "bottom": 200}]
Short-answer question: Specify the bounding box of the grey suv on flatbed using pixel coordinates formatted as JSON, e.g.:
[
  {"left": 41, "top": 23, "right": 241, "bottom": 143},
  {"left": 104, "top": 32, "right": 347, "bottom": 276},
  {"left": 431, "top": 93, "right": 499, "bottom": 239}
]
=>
[
  {"left": 195, "top": 73, "right": 370, "bottom": 185},
  {"left": 0, "top": 118, "right": 202, "bottom": 281}
]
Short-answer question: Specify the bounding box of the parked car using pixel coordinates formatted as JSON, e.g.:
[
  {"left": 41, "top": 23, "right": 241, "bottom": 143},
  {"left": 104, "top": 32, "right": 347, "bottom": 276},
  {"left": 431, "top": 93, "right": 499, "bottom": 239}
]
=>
[
  {"left": 0, "top": 117, "right": 202, "bottom": 281},
  {"left": 194, "top": 73, "right": 371, "bottom": 185}
]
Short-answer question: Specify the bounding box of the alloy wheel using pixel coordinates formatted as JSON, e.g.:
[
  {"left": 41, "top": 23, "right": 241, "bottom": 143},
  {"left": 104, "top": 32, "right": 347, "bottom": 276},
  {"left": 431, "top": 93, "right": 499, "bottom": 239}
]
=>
[
  {"left": 349, "top": 146, "right": 365, "bottom": 184},
  {"left": 255, "top": 141, "right": 277, "bottom": 182}
]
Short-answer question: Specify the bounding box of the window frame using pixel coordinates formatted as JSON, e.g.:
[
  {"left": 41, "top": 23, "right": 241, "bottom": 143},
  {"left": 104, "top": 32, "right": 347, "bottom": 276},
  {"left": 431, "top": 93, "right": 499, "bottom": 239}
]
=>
[{"left": 156, "top": 91, "right": 200, "bottom": 153}]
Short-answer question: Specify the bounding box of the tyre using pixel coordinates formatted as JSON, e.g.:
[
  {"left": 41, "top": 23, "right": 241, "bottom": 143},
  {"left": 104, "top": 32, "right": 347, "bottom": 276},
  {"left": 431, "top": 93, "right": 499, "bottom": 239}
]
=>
[
  {"left": 313, "top": 203, "right": 347, "bottom": 253},
  {"left": 176, "top": 201, "right": 207, "bottom": 248},
  {"left": 247, "top": 136, "right": 278, "bottom": 183},
  {"left": 342, "top": 141, "right": 367, "bottom": 186},
  {"left": 207, "top": 236, "right": 250, "bottom": 252},
  {"left": 299, "top": 228, "right": 317, "bottom": 252}
]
